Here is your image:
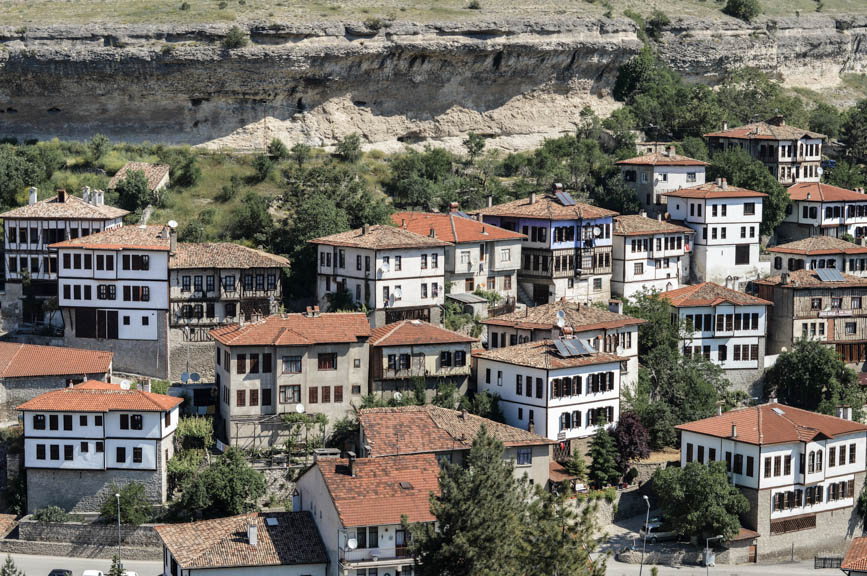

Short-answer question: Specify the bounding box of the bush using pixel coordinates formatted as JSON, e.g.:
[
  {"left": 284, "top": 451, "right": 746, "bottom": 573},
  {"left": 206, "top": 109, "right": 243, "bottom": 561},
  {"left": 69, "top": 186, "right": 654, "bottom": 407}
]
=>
[
  {"left": 222, "top": 26, "right": 248, "bottom": 49},
  {"left": 253, "top": 154, "right": 273, "bottom": 182},
  {"left": 267, "top": 137, "right": 289, "bottom": 159},
  {"left": 176, "top": 416, "right": 215, "bottom": 451},
  {"left": 723, "top": 0, "right": 761, "bottom": 21},
  {"left": 467, "top": 0, "right": 481, "bottom": 8},
  {"left": 100, "top": 482, "right": 151, "bottom": 526},
  {"left": 180, "top": 1, "right": 190, "bottom": 9},
  {"left": 33, "top": 505, "right": 70, "bottom": 523},
  {"left": 645, "top": 10, "right": 670, "bottom": 40}
]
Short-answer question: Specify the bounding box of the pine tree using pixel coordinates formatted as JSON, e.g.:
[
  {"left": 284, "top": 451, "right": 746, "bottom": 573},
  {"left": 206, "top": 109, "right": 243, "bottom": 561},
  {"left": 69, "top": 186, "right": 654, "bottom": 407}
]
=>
[
  {"left": 408, "top": 426, "right": 529, "bottom": 576},
  {"left": 108, "top": 554, "right": 124, "bottom": 576},
  {"left": 0, "top": 555, "right": 23, "bottom": 576},
  {"left": 529, "top": 488, "right": 606, "bottom": 576},
  {"left": 588, "top": 427, "right": 620, "bottom": 488}
]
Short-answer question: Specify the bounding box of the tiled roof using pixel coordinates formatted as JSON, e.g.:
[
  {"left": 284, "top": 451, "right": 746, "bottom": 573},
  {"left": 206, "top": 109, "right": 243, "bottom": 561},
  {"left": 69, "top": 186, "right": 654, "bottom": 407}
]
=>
[
  {"left": 787, "top": 182, "right": 867, "bottom": 203},
  {"left": 359, "top": 405, "right": 552, "bottom": 457},
  {"left": 616, "top": 151, "right": 708, "bottom": 167},
  {"left": 17, "top": 380, "right": 182, "bottom": 413},
  {"left": 660, "top": 282, "right": 772, "bottom": 307},
  {"left": 154, "top": 511, "right": 327, "bottom": 570},
  {"left": 310, "top": 225, "right": 451, "bottom": 250},
  {"left": 475, "top": 194, "right": 617, "bottom": 221},
  {"left": 0, "top": 193, "right": 129, "bottom": 220},
  {"left": 210, "top": 313, "right": 370, "bottom": 347},
  {"left": 474, "top": 339, "right": 623, "bottom": 370},
  {"left": 369, "top": 320, "right": 476, "bottom": 347},
  {"left": 843, "top": 537, "right": 867, "bottom": 572},
  {"left": 756, "top": 268, "right": 867, "bottom": 289},
  {"left": 482, "top": 300, "right": 644, "bottom": 332},
  {"left": 614, "top": 215, "right": 695, "bottom": 237},
  {"left": 171, "top": 243, "right": 289, "bottom": 270},
  {"left": 313, "top": 453, "right": 440, "bottom": 527},
  {"left": 705, "top": 119, "right": 825, "bottom": 141},
  {"left": 676, "top": 403, "right": 867, "bottom": 446},
  {"left": 661, "top": 181, "right": 766, "bottom": 200},
  {"left": 109, "top": 162, "right": 170, "bottom": 191},
  {"left": 768, "top": 236, "right": 867, "bottom": 256},
  {"left": 51, "top": 224, "right": 171, "bottom": 251},
  {"left": 0, "top": 342, "right": 111, "bottom": 379},
  {"left": 391, "top": 211, "right": 525, "bottom": 243}
]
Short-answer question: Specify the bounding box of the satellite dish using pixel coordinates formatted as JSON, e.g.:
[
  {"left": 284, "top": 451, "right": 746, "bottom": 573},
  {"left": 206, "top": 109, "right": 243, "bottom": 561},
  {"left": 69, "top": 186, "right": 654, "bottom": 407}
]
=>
[
  {"left": 295, "top": 403, "right": 305, "bottom": 414},
  {"left": 119, "top": 380, "right": 131, "bottom": 390},
  {"left": 381, "top": 261, "right": 390, "bottom": 273},
  {"left": 393, "top": 391, "right": 403, "bottom": 402},
  {"left": 347, "top": 538, "right": 358, "bottom": 550},
  {"left": 394, "top": 287, "right": 403, "bottom": 298},
  {"left": 190, "top": 373, "right": 201, "bottom": 382},
  {"left": 389, "top": 293, "right": 396, "bottom": 305},
  {"left": 556, "top": 310, "right": 566, "bottom": 329},
  {"left": 593, "top": 226, "right": 602, "bottom": 238},
  {"left": 180, "top": 372, "right": 189, "bottom": 383},
  {"left": 167, "top": 220, "right": 178, "bottom": 229},
  {"left": 817, "top": 167, "right": 824, "bottom": 176}
]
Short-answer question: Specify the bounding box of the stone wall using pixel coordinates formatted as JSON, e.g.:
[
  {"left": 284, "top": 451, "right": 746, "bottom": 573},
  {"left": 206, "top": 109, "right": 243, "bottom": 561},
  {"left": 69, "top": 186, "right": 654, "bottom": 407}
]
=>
[
  {"left": 168, "top": 326, "right": 217, "bottom": 382},
  {"left": 0, "top": 284, "right": 24, "bottom": 333},
  {"left": 19, "top": 517, "right": 161, "bottom": 548}
]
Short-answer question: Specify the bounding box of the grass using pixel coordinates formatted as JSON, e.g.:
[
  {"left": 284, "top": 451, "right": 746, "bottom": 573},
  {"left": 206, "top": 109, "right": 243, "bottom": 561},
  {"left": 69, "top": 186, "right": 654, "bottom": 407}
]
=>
[{"left": 3, "top": 0, "right": 866, "bottom": 26}]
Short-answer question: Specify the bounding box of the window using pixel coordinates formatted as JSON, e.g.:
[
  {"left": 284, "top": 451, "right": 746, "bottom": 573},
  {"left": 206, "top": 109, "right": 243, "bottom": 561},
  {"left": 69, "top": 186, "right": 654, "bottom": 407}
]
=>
[
  {"left": 593, "top": 278, "right": 602, "bottom": 291},
  {"left": 33, "top": 415, "right": 45, "bottom": 430},
  {"left": 36, "top": 444, "right": 45, "bottom": 460},
  {"left": 131, "top": 414, "right": 143, "bottom": 430},
  {"left": 394, "top": 256, "right": 402, "bottom": 271},
  {"left": 744, "top": 202, "right": 755, "bottom": 216},
  {"left": 735, "top": 245, "right": 750, "bottom": 265},
  {"left": 49, "top": 414, "right": 59, "bottom": 430},
  {"left": 165, "top": 411, "right": 171, "bottom": 427},
  {"left": 63, "top": 414, "right": 72, "bottom": 431},
  {"left": 309, "top": 387, "right": 318, "bottom": 404},
  {"left": 95, "top": 415, "right": 103, "bottom": 426},
  {"left": 96, "top": 442, "right": 104, "bottom": 453},
  {"left": 832, "top": 297, "right": 842, "bottom": 309},
  {"left": 846, "top": 322, "right": 857, "bottom": 335},
  {"left": 333, "top": 386, "right": 343, "bottom": 403},
  {"left": 250, "top": 354, "right": 260, "bottom": 374},
  {"left": 811, "top": 298, "right": 822, "bottom": 310},
  {"left": 80, "top": 415, "right": 87, "bottom": 427},
  {"left": 236, "top": 390, "right": 246, "bottom": 407},
  {"left": 133, "top": 447, "right": 142, "bottom": 463},
  {"left": 318, "top": 353, "right": 336, "bottom": 371},
  {"left": 517, "top": 448, "right": 532, "bottom": 466},
  {"left": 764, "top": 457, "right": 772, "bottom": 478},
  {"left": 440, "top": 350, "right": 452, "bottom": 367},
  {"left": 50, "top": 445, "right": 59, "bottom": 460},
  {"left": 536, "top": 378, "right": 543, "bottom": 399},
  {"left": 237, "top": 354, "right": 247, "bottom": 374},
  {"left": 249, "top": 390, "right": 259, "bottom": 406},
  {"left": 854, "top": 297, "right": 862, "bottom": 309},
  {"left": 633, "top": 262, "right": 644, "bottom": 275},
  {"left": 116, "top": 447, "right": 126, "bottom": 463},
  {"left": 516, "top": 375, "right": 523, "bottom": 396},
  {"left": 734, "top": 453, "right": 743, "bottom": 475},
  {"left": 746, "top": 456, "right": 754, "bottom": 477},
  {"left": 784, "top": 455, "right": 791, "bottom": 475},
  {"left": 851, "top": 443, "right": 857, "bottom": 464},
  {"left": 321, "top": 386, "right": 330, "bottom": 403},
  {"left": 280, "top": 385, "right": 301, "bottom": 404}
]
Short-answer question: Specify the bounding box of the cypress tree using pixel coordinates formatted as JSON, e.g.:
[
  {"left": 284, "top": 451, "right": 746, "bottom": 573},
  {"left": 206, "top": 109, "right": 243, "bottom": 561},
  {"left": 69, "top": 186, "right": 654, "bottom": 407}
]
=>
[{"left": 588, "top": 426, "right": 620, "bottom": 488}]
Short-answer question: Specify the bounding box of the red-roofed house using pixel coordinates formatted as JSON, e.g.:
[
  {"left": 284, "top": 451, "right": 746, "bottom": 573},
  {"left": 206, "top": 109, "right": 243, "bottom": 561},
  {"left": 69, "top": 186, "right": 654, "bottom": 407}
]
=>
[
  {"left": 369, "top": 320, "right": 476, "bottom": 401},
  {"left": 617, "top": 146, "right": 708, "bottom": 216},
  {"left": 778, "top": 182, "right": 867, "bottom": 242},
  {"left": 843, "top": 537, "right": 867, "bottom": 576},
  {"left": 210, "top": 311, "right": 371, "bottom": 448},
  {"left": 676, "top": 403, "right": 867, "bottom": 561},
  {"left": 18, "top": 380, "right": 182, "bottom": 513},
  {"left": 295, "top": 453, "right": 440, "bottom": 576}
]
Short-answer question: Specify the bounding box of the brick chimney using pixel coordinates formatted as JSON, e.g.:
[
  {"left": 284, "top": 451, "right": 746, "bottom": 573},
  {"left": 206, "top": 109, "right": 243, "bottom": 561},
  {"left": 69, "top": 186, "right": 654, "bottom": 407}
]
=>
[{"left": 449, "top": 202, "right": 459, "bottom": 213}]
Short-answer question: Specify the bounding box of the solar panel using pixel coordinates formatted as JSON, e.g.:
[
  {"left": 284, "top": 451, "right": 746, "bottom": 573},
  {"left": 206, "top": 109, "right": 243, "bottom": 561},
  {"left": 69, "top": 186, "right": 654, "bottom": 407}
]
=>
[
  {"left": 566, "top": 339, "right": 594, "bottom": 356},
  {"left": 555, "top": 191, "right": 575, "bottom": 206},
  {"left": 817, "top": 268, "right": 844, "bottom": 282},
  {"left": 554, "top": 339, "right": 572, "bottom": 357}
]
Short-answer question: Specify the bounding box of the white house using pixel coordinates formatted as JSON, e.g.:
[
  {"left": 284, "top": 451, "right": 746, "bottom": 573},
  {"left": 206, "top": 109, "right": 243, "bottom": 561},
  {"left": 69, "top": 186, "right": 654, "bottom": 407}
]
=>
[
  {"left": 18, "top": 380, "right": 181, "bottom": 513},
  {"left": 779, "top": 182, "right": 867, "bottom": 242},
  {"left": 155, "top": 511, "right": 328, "bottom": 576},
  {"left": 660, "top": 282, "right": 771, "bottom": 393},
  {"left": 616, "top": 148, "right": 708, "bottom": 216},
  {"left": 0, "top": 187, "right": 127, "bottom": 330},
  {"left": 676, "top": 403, "right": 867, "bottom": 562},
  {"left": 768, "top": 236, "right": 867, "bottom": 277},
  {"left": 475, "top": 338, "right": 622, "bottom": 449},
  {"left": 294, "top": 452, "right": 440, "bottom": 576},
  {"left": 392, "top": 209, "right": 524, "bottom": 303},
  {"left": 612, "top": 214, "right": 694, "bottom": 299},
  {"left": 311, "top": 225, "right": 449, "bottom": 328},
  {"left": 664, "top": 178, "right": 768, "bottom": 284}
]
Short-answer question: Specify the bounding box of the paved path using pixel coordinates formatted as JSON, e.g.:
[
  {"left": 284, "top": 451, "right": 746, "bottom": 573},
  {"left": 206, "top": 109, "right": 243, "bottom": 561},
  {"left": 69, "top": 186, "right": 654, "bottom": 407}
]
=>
[
  {"left": 606, "top": 559, "right": 835, "bottom": 576},
  {"left": 0, "top": 553, "right": 162, "bottom": 575}
]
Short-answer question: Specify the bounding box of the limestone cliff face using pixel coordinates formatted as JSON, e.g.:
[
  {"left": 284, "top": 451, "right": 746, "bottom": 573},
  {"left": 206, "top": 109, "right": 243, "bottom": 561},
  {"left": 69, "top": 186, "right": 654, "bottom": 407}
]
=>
[{"left": 0, "top": 15, "right": 865, "bottom": 152}]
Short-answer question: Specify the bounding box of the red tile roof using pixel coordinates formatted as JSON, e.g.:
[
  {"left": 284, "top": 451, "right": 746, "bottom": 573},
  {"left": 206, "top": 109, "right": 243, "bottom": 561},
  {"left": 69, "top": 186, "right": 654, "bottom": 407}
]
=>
[
  {"left": 787, "top": 182, "right": 867, "bottom": 203},
  {"left": 616, "top": 151, "right": 708, "bottom": 167},
  {"left": 359, "top": 405, "right": 552, "bottom": 457},
  {"left": 0, "top": 193, "right": 129, "bottom": 220},
  {"left": 109, "top": 162, "right": 170, "bottom": 192},
  {"left": 481, "top": 300, "right": 644, "bottom": 332},
  {"left": 155, "top": 511, "right": 327, "bottom": 570},
  {"left": 474, "top": 339, "right": 623, "bottom": 370},
  {"left": 392, "top": 211, "right": 525, "bottom": 243},
  {"left": 171, "top": 242, "right": 289, "bottom": 269},
  {"left": 313, "top": 453, "right": 440, "bottom": 527},
  {"left": 210, "top": 313, "right": 370, "bottom": 347},
  {"left": 51, "top": 224, "right": 172, "bottom": 251},
  {"left": 310, "top": 225, "right": 451, "bottom": 249},
  {"left": 614, "top": 215, "right": 695, "bottom": 237},
  {"left": 768, "top": 236, "right": 867, "bottom": 256},
  {"left": 17, "top": 380, "right": 182, "bottom": 413},
  {"left": 661, "top": 181, "right": 766, "bottom": 200},
  {"left": 756, "top": 269, "right": 867, "bottom": 289},
  {"left": 0, "top": 342, "right": 112, "bottom": 379},
  {"left": 369, "top": 320, "right": 476, "bottom": 347},
  {"left": 843, "top": 537, "right": 867, "bottom": 572},
  {"left": 676, "top": 403, "right": 867, "bottom": 446},
  {"left": 660, "top": 282, "right": 772, "bottom": 308},
  {"left": 705, "top": 120, "right": 824, "bottom": 141},
  {"left": 475, "top": 194, "right": 617, "bottom": 221}
]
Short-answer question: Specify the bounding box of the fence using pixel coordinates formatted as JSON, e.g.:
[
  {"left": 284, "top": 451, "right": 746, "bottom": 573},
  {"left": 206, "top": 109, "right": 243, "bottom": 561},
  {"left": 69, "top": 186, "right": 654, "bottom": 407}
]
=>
[{"left": 814, "top": 556, "right": 842, "bottom": 569}]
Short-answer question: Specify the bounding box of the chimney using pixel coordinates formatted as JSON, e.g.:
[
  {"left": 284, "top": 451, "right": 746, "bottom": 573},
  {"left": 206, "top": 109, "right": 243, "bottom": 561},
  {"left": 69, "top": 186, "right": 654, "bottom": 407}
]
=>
[
  {"left": 553, "top": 183, "right": 563, "bottom": 192},
  {"left": 28, "top": 187, "right": 38, "bottom": 205},
  {"left": 460, "top": 410, "right": 467, "bottom": 420},
  {"left": 313, "top": 305, "right": 320, "bottom": 317},
  {"left": 639, "top": 209, "right": 647, "bottom": 218},
  {"left": 481, "top": 226, "right": 488, "bottom": 235},
  {"left": 668, "top": 146, "right": 676, "bottom": 157},
  {"left": 306, "top": 306, "right": 313, "bottom": 317},
  {"left": 247, "top": 522, "right": 258, "bottom": 547},
  {"left": 768, "top": 394, "right": 778, "bottom": 404},
  {"left": 722, "top": 121, "right": 728, "bottom": 131},
  {"left": 449, "top": 202, "right": 459, "bottom": 213},
  {"left": 401, "top": 218, "right": 407, "bottom": 229},
  {"left": 781, "top": 272, "right": 789, "bottom": 285},
  {"left": 715, "top": 178, "right": 722, "bottom": 187},
  {"left": 608, "top": 299, "right": 623, "bottom": 315},
  {"left": 731, "top": 424, "right": 738, "bottom": 439},
  {"left": 529, "top": 192, "right": 537, "bottom": 204},
  {"left": 95, "top": 189, "right": 104, "bottom": 206},
  {"left": 169, "top": 225, "right": 177, "bottom": 255},
  {"left": 57, "top": 189, "right": 67, "bottom": 203},
  {"left": 362, "top": 224, "right": 370, "bottom": 235},
  {"left": 429, "top": 227, "right": 436, "bottom": 239},
  {"left": 82, "top": 186, "right": 91, "bottom": 204},
  {"left": 657, "top": 213, "right": 662, "bottom": 221},
  {"left": 347, "top": 451, "right": 357, "bottom": 477},
  {"left": 721, "top": 178, "right": 728, "bottom": 190},
  {"left": 142, "top": 379, "right": 151, "bottom": 393},
  {"left": 837, "top": 406, "right": 852, "bottom": 421},
  {"left": 487, "top": 195, "right": 493, "bottom": 208},
  {"left": 528, "top": 421, "right": 536, "bottom": 434}
]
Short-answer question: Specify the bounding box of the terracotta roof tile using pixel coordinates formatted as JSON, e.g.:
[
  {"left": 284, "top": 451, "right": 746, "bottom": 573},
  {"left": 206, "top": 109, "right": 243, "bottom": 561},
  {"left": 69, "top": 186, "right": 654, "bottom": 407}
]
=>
[
  {"left": 661, "top": 181, "right": 766, "bottom": 200},
  {"left": 51, "top": 224, "right": 171, "bottom": 251},
  {"left": 17, "top": 380, "right": 182, "bottom": 413},
  {"left": 475, "top": 194, "right": 617, "bottom": 221},
  {"left": 482, "top": 300, "right": 644, "bottom": 332},
  {"left": 314, "top": 453, "right": 440, "bottom": 527},
  {"left": 0, "top": 193, "right": 128, "bottom": 220},
  {"left": 676, "top": 403, "right": 867, "bottom": 445},
  {"left": 614, "top": 215, "right": 695, "bottom": 237},
  {"left": 660, "top": 282, "right": 772, "bottom": 307},
  {"left": 210, "top": 313, "right": 370, "bottom": 347},
  {"left": 787, "top": 182, "right": 867, "bottom": 203},
  {"left": 756, "top": 269, "right": 867, "bottom": 289},
  {"left": 310, "top": 225, "right": 451, "bottom": 250},
  {"left": 109, "top": 162, "right": 170, "bottom": 191},
  {"left": 0, "top": 342, "right": 111, "bottom": 379},
  {"left": 369, "top": 320, "right": 476, "bottom": 347},
  {"left": 474, "top": 339, "right": 623, "bottom": 370},
  {"left": 843, "top": 537, "right": 867, "bottom": 572},
  {"left": 768, "top": 236, "right": 867, "bottom": 256},
  {"left": 155, "top": 511, "right": 327, "bottom": 570},
  {"left": 391, "top": 211, "right": 525, "bottom": 243},
  {"left": 616, "top": 151, "right": 708, "bottom": 167},
  {"left": 359, "top": 405, "right": 551, "bottom": 457},
  {"left": 171, "top": 243, "right": 289, "bottom": 269},
  {"left": 705, "top": 120, "right": 825, "bottom": 141}
]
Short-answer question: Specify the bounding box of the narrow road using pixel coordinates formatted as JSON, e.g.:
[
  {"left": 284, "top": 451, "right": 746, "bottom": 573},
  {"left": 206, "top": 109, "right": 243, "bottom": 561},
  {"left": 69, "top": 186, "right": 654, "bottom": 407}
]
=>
[
  {"left": 606, "top": 558, "right": 836, "bottom": 576},
  {"left": 1, "top": 553, "right": 162, "bottom": 575}
]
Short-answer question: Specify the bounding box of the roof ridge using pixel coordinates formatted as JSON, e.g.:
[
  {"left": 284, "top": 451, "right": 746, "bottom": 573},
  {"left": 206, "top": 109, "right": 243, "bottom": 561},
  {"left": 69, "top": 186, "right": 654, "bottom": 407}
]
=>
[{"left": 449, "top": 213, "right": 459, "bottom": 243}]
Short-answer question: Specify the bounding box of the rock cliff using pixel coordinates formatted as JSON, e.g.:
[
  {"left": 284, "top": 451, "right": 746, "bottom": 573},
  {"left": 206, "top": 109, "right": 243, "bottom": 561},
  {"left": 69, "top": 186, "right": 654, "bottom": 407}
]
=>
[{"left": 0, "top": 15, "right": 865, "bottom": 152}]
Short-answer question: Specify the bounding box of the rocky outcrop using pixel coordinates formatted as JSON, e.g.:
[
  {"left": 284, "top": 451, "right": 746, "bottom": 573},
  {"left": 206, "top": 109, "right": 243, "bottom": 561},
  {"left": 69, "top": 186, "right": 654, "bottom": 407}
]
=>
[{"left": 0, "top": 15, "right": 865, "bottom": 152}]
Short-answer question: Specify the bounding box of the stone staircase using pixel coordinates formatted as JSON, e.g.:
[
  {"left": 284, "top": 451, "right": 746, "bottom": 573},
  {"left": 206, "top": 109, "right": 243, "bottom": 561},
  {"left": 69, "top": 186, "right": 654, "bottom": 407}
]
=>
[{"left": 516, "top": 283, "right": 535, "bottom": 308}]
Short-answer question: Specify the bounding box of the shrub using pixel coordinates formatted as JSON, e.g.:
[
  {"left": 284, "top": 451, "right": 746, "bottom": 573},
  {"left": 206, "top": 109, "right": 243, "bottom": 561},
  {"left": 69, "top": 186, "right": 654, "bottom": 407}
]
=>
[
  {"left": 646, "top": 10, "right": 670, "bottom": 40},
  {"left": 33, "top": 505, "right": 70, "bottom": 523},
  {"left": 723, "top": 0, "right": 761, "bottom": 22},
  {"left": 180, "top": 1, "right": 190, "bottom": 10},
  {"left": 267, "top": 137, "right": 289, "bottom": 159},
  {"left": 176, "top": 416, "right": 215, "bottom": 451},
  {"left": 100, "top": 482, "right": 151, "bottom": 526},
  {"left": 467, "top": 0, "right": 482, "bottom": 8},
  {"left": 253, "top": 154, "right": 273, "bottom": 182},
  {"left": 222, "top": 26, "right": 248, "bottom": 49},
  {"left": 218, "top": 0, "right": 228, "bottom": 8}
]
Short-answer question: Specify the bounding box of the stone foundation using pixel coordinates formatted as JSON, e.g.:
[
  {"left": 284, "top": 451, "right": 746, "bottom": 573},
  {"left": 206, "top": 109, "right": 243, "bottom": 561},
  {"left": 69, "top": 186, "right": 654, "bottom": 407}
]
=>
[
  {"left": 168, "top": 326, "right": 217, "bottom": 382},
  {"left": 19, "top": 517, "right": 161, "bottom": 548}
]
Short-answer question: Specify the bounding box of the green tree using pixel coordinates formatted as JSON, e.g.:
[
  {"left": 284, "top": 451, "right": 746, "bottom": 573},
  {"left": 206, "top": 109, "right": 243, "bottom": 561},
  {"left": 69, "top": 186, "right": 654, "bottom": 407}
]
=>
[
  {"left": 114, "top": 169, "right": 151, "bottom": 211},
  {"left": 230, "top": 191, "right": 273, "bottom": 248},
  {"left": 252, "top": 154, "right": 273, "bottom": 182},
  {"left": 291, "top": 142, "right": 311, "bottom": 169},
  {"left": 459, "top": 390, "right": 504, "bottom": 422},
  {"left": 108, "top": 554, "right": 125, "bottom": 576},
  {"left": 722, "top": 0, "right": 761, "bottom": 21},
  {"left": 195, "top": 447, "right": 266, "bottom": 517},
  {"left": 175, "top": 416, "right": 215, "bottom": 451},
  {"left": 528, "top": 488, "right": 606, "bottom": 576},
  {"left": 562, "top": 449, "right": 588, "bottom": 482},
  {"left": 463, "top": 132, "right": 486, "bottom": 162},
  {"left": 588, "top": 427, "right": 620, "bottom": 488},
  {"left": 825, "top": 160, "right": 865, "bottom": 190},
  {"left": 764, "top": 339, "right": 864, "bottom": 420},
  {"left": 336, "top": 133, "right": 363, "bottom": 164},
  {"left": 653, "top": 461, "right": 750, "bottom": 541},
  {"left": 842, "top": 100, "right": 867, "bottom": 162},
  {"left": 809, "top": 102, "right": 843, "bottom": 140},
  {"left": 88, "top": 133, "right": 111, "bottom": 163},
  {"left": 179, "top": 220, "right": 205, "bottom": 242},
  {"left": 100, "top": 482, "right": 152, "bottom": 525},
  {"left": 679, "top": 136, "right": 709, "bottom": 161},
  {"left": 0, "top": 555, "right": 24, "bottom": 576},
  {"left": 408, "top": 427, "right": 529, "bottom": 576},
  {"left": 222, "top": 25, "right": 248, "bottom": 49},
  {"left": 267, "top": 137, "right": 289, "bottom": 159},
  {"left": 432, "top": 381, "right": 459, "bottom": 409},
  {"left": 645, "top": 10, "right": 670, "bottom": 41}
]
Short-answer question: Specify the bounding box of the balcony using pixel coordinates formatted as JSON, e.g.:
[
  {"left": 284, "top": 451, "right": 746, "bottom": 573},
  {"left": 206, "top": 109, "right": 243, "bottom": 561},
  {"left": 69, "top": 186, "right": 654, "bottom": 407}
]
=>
[{"left": 339, "top": 546, "right": 412, "bottom": 565}]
